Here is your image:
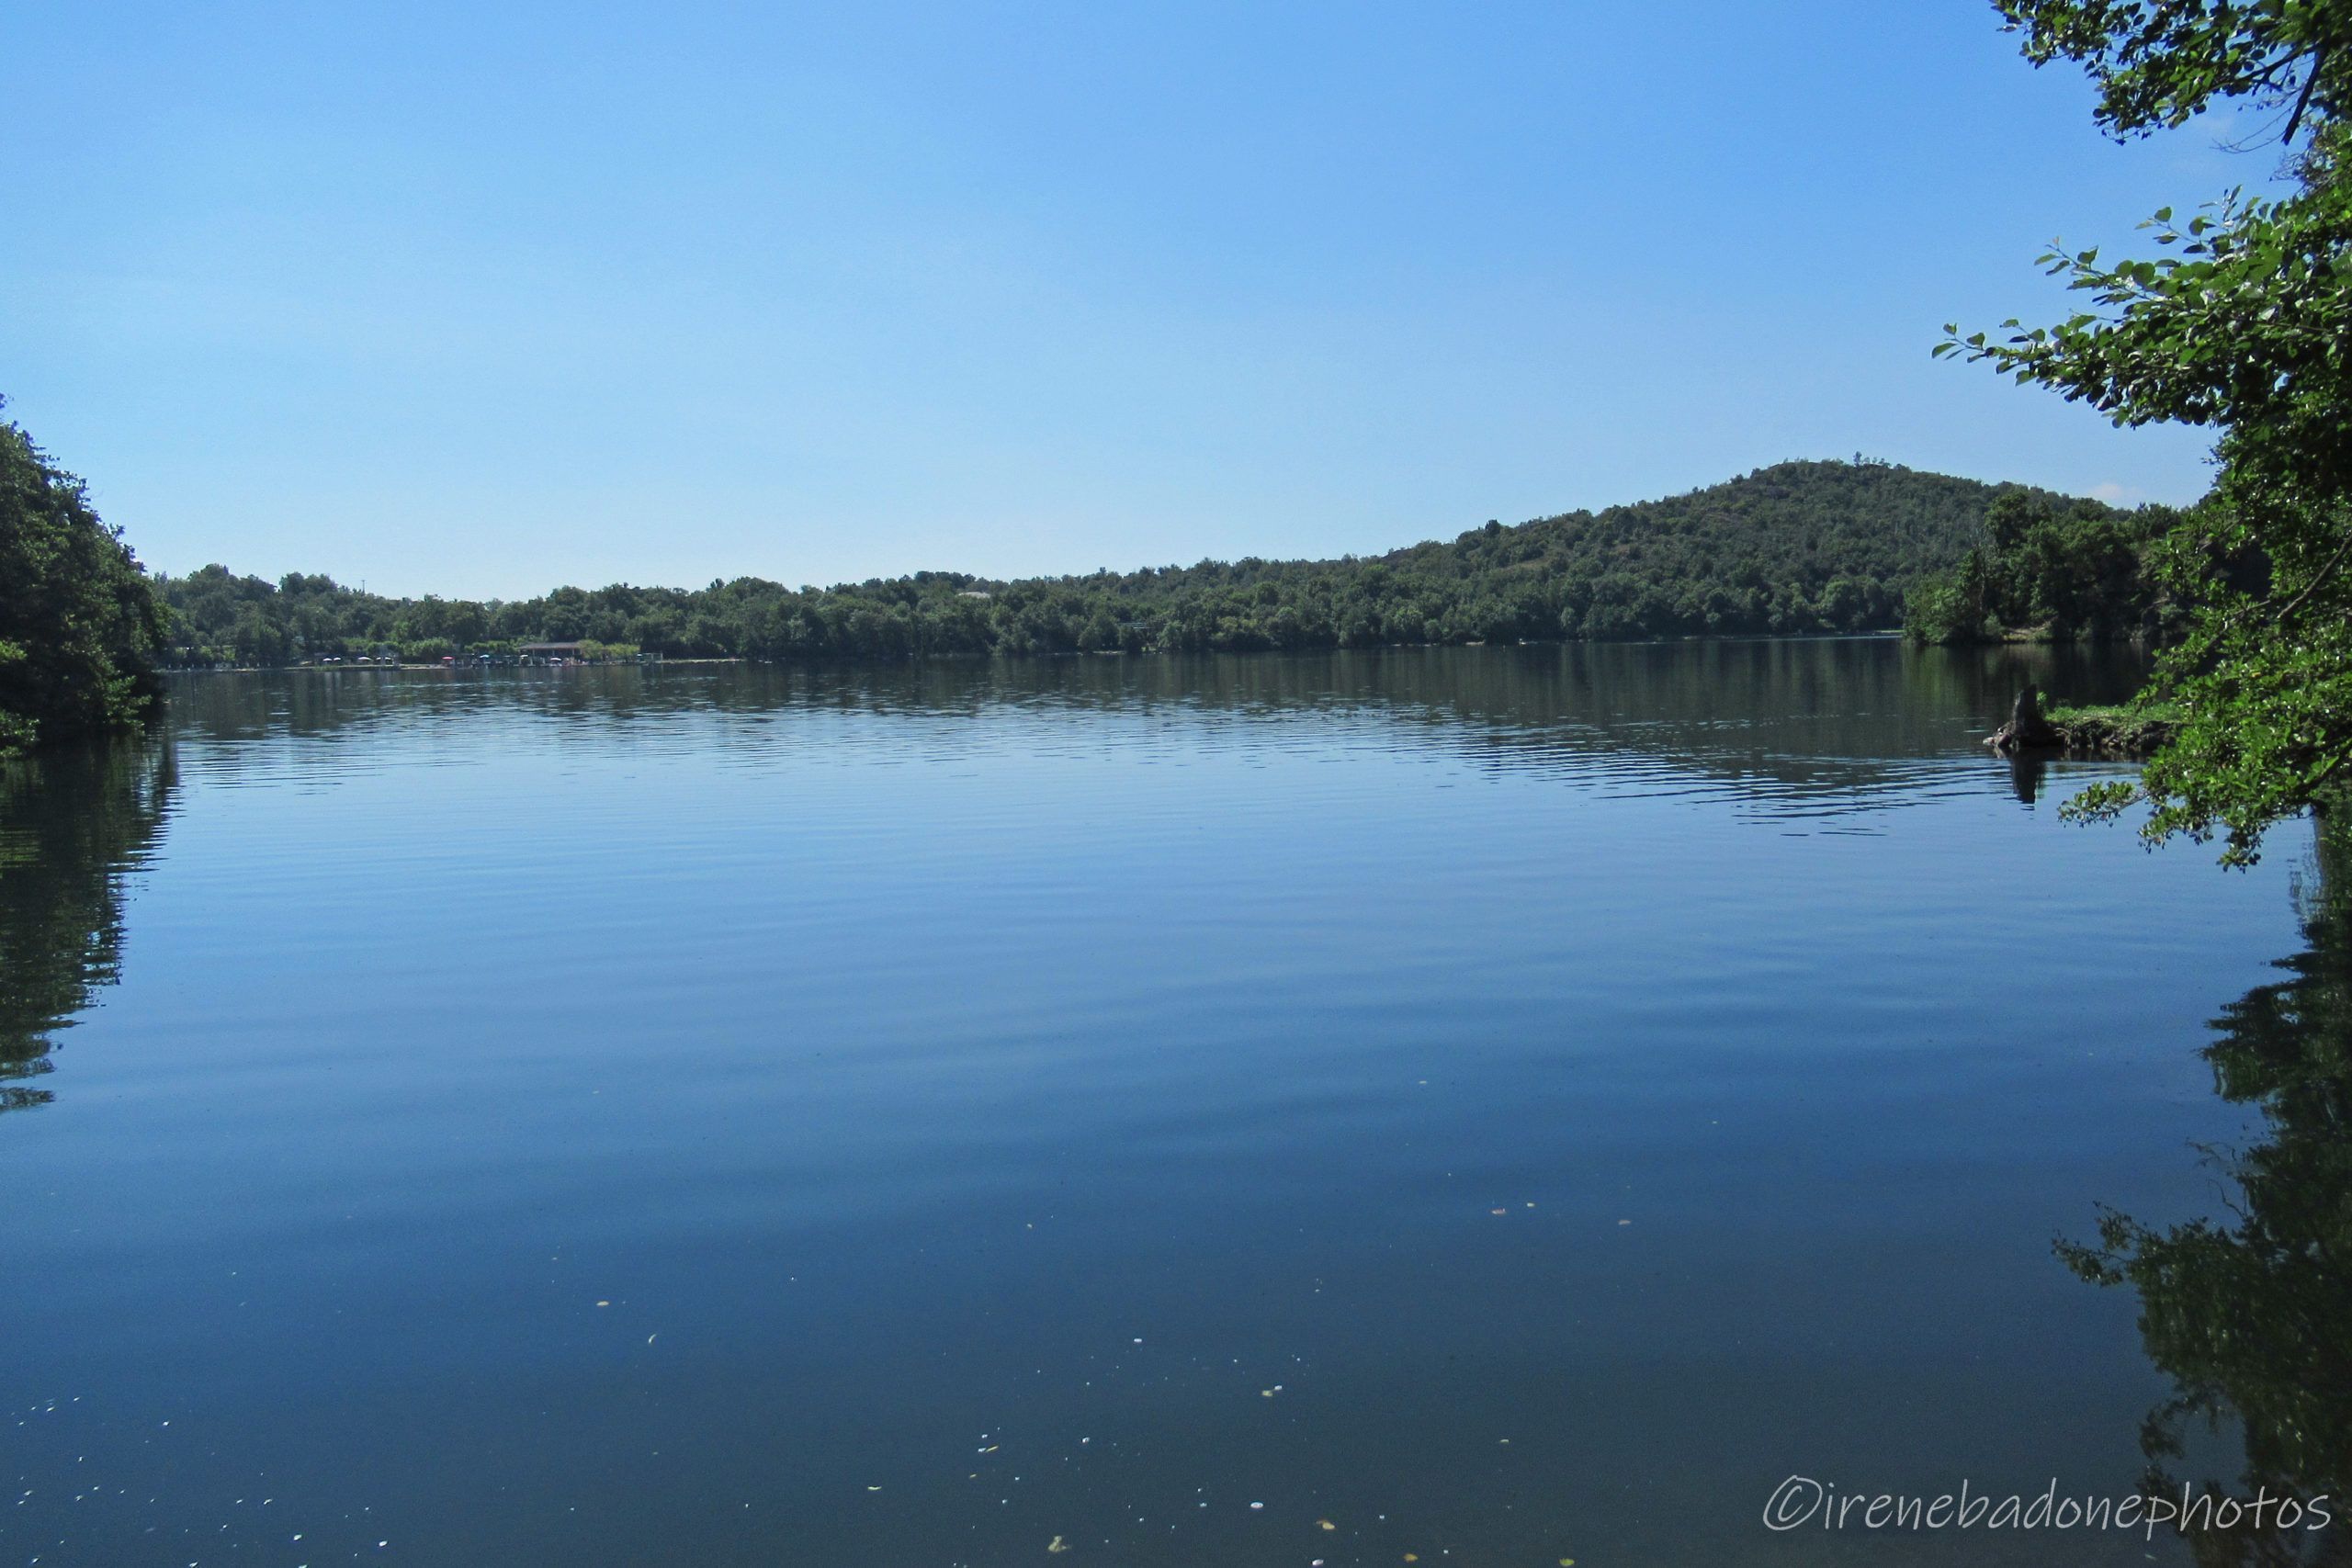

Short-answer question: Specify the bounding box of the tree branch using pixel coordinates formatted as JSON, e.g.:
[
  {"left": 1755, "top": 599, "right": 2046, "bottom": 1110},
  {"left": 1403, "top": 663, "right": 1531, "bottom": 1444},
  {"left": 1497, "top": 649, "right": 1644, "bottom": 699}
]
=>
[
  {"left": 2274, "top": 526, "right": 2352, "bottom": 625},
  {"left": 2283, "top": 47, "right": 2328, "bottom": 143}
]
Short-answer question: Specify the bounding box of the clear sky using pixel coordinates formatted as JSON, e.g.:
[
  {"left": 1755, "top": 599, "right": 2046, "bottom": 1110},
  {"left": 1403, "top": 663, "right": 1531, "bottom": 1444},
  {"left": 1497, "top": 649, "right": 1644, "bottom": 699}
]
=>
[{"left": 1, "top": 1, "right": 2277, "bottom": 599}]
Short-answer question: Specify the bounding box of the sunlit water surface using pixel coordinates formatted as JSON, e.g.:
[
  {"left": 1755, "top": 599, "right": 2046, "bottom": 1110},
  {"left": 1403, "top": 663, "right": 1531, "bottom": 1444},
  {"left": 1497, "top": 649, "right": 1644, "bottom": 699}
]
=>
[{"left": 0, "top": 643, "right": 2324, "bottom": 1565}]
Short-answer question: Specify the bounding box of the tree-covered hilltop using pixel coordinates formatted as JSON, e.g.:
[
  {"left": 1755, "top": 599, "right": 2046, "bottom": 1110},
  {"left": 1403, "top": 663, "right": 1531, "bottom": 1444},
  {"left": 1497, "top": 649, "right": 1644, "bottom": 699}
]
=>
[
  {"left": 156, "top": 457, "right": 2119, "bottom": 666},
  {"left": 0, "top": 403, "right": 167, "bottom": 754}
]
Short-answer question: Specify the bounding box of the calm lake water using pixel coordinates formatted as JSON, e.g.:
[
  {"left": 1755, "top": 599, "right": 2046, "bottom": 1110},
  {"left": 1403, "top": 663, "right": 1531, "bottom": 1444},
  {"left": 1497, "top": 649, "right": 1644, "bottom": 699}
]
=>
[{"left": 3, "top": 641, "right": 2337, "bottom": 1566}]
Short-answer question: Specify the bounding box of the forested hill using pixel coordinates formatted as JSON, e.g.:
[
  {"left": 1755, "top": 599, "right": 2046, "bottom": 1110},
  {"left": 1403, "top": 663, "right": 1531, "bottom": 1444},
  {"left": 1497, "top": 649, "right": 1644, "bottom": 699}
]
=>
[{"left": 158, "top": 457, "right": 2118, "bottom": 665}]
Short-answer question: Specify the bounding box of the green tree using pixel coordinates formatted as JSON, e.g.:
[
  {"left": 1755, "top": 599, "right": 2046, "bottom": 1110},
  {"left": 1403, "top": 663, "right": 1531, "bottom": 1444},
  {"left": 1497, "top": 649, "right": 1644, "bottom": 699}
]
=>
[
  {"left": 0, "top": 401, "right": 167, "bottom": 752},
  {"left": 1946, "top": 2, "right": 2352, "bottom": 863}
]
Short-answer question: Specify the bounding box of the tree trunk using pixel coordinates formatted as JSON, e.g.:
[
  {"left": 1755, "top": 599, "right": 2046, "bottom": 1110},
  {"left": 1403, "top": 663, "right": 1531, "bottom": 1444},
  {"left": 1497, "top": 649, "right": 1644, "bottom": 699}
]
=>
[{"left": 1988, "top": 682, "right": 2063, "bottom": 752}]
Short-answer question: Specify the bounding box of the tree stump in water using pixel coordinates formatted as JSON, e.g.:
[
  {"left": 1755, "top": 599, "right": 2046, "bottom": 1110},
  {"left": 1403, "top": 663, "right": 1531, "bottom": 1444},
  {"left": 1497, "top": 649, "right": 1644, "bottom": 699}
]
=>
[{"left": 1988, "top": 682, "right": 2064, "bottom": 752}]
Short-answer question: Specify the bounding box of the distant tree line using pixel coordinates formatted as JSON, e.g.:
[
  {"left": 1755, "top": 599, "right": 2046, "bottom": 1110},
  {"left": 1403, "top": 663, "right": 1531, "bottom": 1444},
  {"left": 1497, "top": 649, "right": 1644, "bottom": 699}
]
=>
[
  {"left": 157, "top": 458, "right": 2108, "bottom": 668},
  {"left": 1902, "top": 491, "right": 2191, "bottom": 644}
]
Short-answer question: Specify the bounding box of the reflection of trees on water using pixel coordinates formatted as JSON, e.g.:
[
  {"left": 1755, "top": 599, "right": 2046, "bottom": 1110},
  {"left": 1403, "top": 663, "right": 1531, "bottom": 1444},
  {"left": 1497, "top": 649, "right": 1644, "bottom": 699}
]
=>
[
  {"left": 9, "top": 646, "right": 2136, "bottom": 1111},
  {"left": 2007, "top": 752, "right": 2051, "bottom": 806},
  {"left": 2063, "top": 814, "right": 2352, "bottom": 1564},
  {"left": 164, "top": 641, "right": 2147, "bottom": 817},
  {"left": 0, "top": 745, "right": 174, "bottom": 1113}
]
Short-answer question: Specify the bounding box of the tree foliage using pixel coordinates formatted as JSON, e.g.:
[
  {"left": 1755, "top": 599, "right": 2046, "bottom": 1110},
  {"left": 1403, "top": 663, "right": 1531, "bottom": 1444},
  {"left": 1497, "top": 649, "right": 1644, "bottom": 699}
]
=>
[
  {"left": 1948, "top": 0, "right": 2352, "bottom": 863},
  {"left": 2002, "top": 0, "right": 2352, "bottom": 141},
  {"left": 1905, "top": 490, "right": 2178, "bottom": 643},
  {"left": 154, "top": 458, "right": 2091, "bottom": 667},
  {"left": 0, "top": 404, "right": 167, "bottom": 754}
]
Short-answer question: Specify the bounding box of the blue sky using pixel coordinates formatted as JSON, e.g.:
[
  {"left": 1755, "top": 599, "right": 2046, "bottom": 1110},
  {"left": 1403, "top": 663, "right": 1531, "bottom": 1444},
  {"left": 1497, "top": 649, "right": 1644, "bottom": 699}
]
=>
[{"left": 1, "top": 1, "right": 2276, "bottom": 598}]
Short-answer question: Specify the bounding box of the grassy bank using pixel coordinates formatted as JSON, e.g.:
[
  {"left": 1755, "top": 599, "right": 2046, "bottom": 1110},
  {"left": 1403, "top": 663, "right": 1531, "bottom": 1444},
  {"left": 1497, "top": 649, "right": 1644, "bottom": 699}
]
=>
[{"left": 2045, "top": 703, "right": 2182, "bottom": 758}]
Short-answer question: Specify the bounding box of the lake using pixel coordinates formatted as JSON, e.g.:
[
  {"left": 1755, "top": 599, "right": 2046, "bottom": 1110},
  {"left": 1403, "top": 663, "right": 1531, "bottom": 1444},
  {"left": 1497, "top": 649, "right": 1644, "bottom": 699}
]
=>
[{"left": 3, "top": 640, "right": 2335, "bottom": 1566}]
